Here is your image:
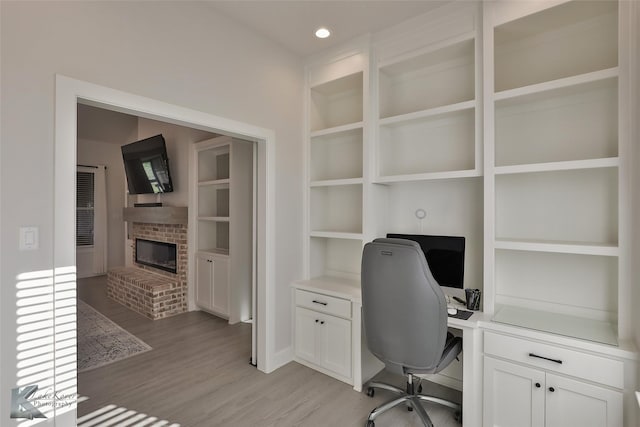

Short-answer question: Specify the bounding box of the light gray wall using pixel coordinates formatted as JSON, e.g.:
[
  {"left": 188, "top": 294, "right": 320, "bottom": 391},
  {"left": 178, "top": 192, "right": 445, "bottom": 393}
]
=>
[{"left": 1, "top": 1, "right": 303, "bottom": 421}]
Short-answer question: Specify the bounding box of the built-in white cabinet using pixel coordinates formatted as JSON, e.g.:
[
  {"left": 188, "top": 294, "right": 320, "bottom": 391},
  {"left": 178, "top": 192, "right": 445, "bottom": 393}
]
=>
[
  {"left": 195, "top": 252, "right": 229, "bottom": 316},
  {"left": 483, "top": 332, "right": 623, "bottom": 427},
  {"left": 293, "top": 288, "right": 353, "bottom": 382},
  {"left": 294, "top": 1, "right": 637, "bottom": 423},
  {"left": 295, "top": 307, "right": 352, "bottom": 379},
  {"left": 190, "top": 135, "right": 253, "bottom": 324}
]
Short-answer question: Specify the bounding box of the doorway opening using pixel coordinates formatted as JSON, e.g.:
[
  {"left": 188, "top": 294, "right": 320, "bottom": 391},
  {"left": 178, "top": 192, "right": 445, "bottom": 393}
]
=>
[{"left": 55, "top": 75, "right": 276, "bottom": 423}]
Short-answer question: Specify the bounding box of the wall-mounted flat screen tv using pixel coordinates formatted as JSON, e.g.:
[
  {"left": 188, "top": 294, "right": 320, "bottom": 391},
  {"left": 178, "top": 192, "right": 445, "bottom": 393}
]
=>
[{"left": 121, "top": 134, "right": 174, "bottom": 194}]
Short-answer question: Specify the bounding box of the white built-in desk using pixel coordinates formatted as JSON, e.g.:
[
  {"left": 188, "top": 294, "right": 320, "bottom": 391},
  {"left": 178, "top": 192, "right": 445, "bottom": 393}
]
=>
[
  {"left": 291, "top": 278, "right": 638, "bottom": 427},
  {"left": 291, "top": 278, "right": 489, "bottom": 427}
]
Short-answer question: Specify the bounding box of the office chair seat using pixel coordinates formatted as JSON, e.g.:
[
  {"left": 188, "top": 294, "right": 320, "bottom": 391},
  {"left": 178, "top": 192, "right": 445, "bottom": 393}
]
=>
[{"left": 361, "top": 238, "right": 463, "bottom": 427}]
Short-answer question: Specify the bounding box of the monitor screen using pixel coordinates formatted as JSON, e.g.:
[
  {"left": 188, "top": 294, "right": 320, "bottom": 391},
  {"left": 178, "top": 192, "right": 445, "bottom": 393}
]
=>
[
  {"left": 386, "top": 233, "right": 465, "bottom": 289},
  {"left": 121, "top": 134, "right": 174, "bottom": 195}
]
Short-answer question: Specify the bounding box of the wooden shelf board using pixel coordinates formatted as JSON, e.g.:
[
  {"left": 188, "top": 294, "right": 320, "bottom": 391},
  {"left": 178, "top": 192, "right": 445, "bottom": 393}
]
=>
[
  {"left": 494, "top": 157, "right": 619, "bottom": 175},
  {"left": 198, "top": 248, "right": 230, "bottom": 256},
  {"left": 310, "top": 121, "right": 364, "bottom": 138},
  {"left": 379, "top": 100, "right": 475, "bottom": 126},
  {"left": 378, "top": 30, "right": 475, "bottom": 70},
  {"left": 198, "top": 179, "right": 230, "bottom": 187},
  {"left": 310, "top": 178, "right": 363, "bottom": 187},
  {"left": 374, "top": 169, "right": 481, "bottom": 184},
  {"left": 494, "top": 67, "right": 618, "bottom": 102},
  {"left": 494, "top": 238, "right": 619, "bottom": 257},
  {"left": 309, "top": 231, "right": 363, "bottom": 240},
  {"left": 198, "top": 216, "right": 230, "bottom": 222}
]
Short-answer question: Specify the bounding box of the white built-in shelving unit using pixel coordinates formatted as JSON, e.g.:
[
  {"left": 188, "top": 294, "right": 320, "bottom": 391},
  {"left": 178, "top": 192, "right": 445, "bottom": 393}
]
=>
[
  {"left": 196, "top": 143, "right": 231, "bottom": 254},
  {"left": 191, "top": 136, "right": 253, "bottom": 324},
  {"left": 371, "top": 7, "right": 484, "bottom": 301},
  {"left": 306, "top": 66, "right": 366, "bottom": 283},
  {"left": 376, "top": 36, "right": 480, "bottom": 183},
  {"left": 296, "top": 3, "right": 637, "bottom": 422},
  {"left": 485, "top": 0, "right": 623, "bottom": 346}
]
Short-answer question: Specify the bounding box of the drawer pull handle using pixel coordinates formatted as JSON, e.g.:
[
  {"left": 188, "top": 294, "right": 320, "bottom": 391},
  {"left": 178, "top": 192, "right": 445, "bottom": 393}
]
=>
[
  {"left": 312, "top": 300, "right": 328, "bottom": 306},
  {"left": 549, "top": 387, "right": 555, "bottom": 393},
  {"left": 535, "top": 383, "right": 541, "bottom": 388},
  {"left": 529, "top": 353, "right": 562, "bottom": 364}
]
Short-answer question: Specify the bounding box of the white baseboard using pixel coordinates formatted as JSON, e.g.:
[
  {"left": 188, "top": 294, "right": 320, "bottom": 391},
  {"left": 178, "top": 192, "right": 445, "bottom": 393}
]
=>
[{"left": 267, "top": 346, "right": 293, "bottom": 373}]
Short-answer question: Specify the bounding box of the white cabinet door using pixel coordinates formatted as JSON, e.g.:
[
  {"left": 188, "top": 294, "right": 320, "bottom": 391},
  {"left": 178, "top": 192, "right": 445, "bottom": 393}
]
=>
[
  {"left": 545, "top": 374, "right": 623, "bottom": 427},
  {"left": 294, "top": 306, "right": 352, "bottom": 379},
  {"left": 483, "top": 357, "right": 545, "bottom": 427},
  {"left": 195, "top": 253, "right": 213, "bottom": 310},
  {"left": 211, "top": 256, "right": 229, "bottom": 316},
  {"left": 318, "top": 313, "right": 352, "bottom": 379},
  {"left": 295, "top": 307, "right": 319, "bottom": 363}
]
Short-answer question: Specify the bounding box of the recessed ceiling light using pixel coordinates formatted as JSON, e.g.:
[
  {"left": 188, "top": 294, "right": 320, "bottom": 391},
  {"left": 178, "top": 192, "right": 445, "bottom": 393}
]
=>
[{"left": 315, "top": 27, "right": 331, "bottom": 39}]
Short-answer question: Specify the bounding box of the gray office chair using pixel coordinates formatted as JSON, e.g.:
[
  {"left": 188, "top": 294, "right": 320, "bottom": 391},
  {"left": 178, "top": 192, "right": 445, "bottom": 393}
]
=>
[{"left": 361, "top": 238, "right": 462, "bottom": 427}]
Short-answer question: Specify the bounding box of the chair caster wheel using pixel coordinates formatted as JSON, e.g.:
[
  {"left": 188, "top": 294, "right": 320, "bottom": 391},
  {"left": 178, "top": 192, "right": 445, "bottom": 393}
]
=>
[
  {"left": 454, "top": 410, "right": 462, "bottom": 423},
  {"left": 366, "top": 420, "right": 375, "bottom": 427},
  {"left": 366, "top": 387, "right": 375, "bottom": 398},
  {"left": 407, "top": 406, "right": 413, "bottom": 412}
]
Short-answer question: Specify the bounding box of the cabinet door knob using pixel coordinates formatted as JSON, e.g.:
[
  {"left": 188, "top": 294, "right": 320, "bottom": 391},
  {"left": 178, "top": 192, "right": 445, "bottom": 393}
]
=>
[
  {"left": 549, "top": 387, "right": 555, "bottom": 393},
  {"left": 320, "top": 321, "right": 325, "bottom": 325},
  {"left": 535, "top": 383, "right": 541, "bottom": 388},
  {"left": 315, "top": 319, "right": 319, "bottom": 323}
]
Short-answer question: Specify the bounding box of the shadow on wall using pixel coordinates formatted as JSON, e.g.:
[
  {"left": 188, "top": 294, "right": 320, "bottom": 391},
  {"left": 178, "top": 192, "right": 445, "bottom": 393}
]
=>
[{"left": 15, "top": 267, "right": 76, "bottom": 425}]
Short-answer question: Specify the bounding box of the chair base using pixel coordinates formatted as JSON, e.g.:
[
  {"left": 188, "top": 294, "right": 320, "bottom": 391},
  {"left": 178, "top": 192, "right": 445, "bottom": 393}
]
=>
[{"left": 365, "top": 376, "right": 462, "bottom": 427}]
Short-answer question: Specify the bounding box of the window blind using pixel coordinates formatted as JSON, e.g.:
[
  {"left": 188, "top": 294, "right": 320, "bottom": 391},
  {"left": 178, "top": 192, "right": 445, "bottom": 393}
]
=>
[{"left": 77, "top": 171, "right": 95, "bottom": 246}]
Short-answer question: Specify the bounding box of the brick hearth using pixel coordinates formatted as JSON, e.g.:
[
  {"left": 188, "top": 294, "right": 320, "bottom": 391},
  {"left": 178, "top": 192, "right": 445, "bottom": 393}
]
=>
[{"left": 107, "top": 221, "right": 187, "bottom": 320}]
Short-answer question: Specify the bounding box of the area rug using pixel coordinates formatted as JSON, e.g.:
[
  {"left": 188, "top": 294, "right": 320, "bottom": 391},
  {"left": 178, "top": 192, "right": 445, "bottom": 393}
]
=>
[{"left": 78, "top": 300, "right": 152, "bottom": 372}]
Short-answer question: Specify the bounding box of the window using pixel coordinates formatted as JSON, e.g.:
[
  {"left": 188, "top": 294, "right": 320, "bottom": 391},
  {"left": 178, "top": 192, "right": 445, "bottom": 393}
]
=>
[{"left": 76, "top": 171, "right": 95, "bottom": 246}]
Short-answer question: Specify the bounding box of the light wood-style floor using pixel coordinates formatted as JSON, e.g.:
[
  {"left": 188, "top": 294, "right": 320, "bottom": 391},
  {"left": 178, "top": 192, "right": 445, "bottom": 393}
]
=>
[{"left": 78, "top": 276, "right": 461, "bottom": 427}]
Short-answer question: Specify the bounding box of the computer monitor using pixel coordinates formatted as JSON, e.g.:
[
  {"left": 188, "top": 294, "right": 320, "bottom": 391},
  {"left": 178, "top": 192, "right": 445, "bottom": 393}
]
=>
[{"left": 386, "top": 234, "right": 465, "bottom": 289}]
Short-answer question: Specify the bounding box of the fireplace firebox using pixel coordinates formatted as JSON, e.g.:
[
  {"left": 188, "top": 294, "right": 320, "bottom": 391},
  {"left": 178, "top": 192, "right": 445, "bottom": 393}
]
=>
[{"left": 135, "top": 238, "right": 177, "bottom": 274}]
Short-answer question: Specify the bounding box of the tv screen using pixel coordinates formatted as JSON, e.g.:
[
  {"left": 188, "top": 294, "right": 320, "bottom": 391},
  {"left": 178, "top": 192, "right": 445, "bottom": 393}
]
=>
[
  {"left": 386, "top": 233, "right": 465, "bottom": 288},
  {"left": 121, "top": 134, "right": 174, "bottom": 195}
]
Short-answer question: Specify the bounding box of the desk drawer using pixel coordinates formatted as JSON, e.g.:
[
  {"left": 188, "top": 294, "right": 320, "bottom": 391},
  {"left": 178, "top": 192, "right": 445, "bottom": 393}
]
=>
[
  {"left": 296, "top": 290, "right": 351, "bottom": 319},
  {"left": 484, "top": 331, "right": 623, "bottom": 389}
]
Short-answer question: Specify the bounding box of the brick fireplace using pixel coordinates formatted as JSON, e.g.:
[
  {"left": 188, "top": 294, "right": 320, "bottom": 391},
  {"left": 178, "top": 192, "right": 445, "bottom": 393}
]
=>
[{"left": 107, "top": 221, "right": 188, "bottom": 320}]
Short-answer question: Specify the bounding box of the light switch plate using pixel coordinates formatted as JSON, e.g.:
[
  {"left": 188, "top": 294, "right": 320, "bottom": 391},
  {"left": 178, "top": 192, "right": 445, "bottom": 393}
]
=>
[{"left": 19, "top": 227, "right": 39, "bottom": 250}]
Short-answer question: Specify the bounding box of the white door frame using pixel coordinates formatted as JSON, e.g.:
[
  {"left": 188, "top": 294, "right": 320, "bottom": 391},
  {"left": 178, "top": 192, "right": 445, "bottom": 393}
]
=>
[{"left": 55, "top": 76, "right": 277, "bottom": 382}]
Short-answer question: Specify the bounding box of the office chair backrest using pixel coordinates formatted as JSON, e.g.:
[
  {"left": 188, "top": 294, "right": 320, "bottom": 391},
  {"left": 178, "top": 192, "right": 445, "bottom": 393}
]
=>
[{"left": 361, "top": 238, "right": 448, "bottom": 375}]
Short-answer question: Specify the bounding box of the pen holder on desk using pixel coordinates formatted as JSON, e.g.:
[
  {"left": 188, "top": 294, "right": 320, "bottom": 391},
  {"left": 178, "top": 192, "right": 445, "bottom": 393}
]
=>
[{"left": 465, "top": 289, "right": 481, "bottom": 311}]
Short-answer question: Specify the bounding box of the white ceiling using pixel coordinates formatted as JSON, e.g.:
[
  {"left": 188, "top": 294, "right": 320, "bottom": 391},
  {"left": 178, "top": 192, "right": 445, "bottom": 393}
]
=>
[{"left": 208, "top": 1, "right": 450, "bottom": 57}]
